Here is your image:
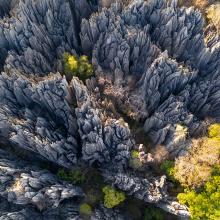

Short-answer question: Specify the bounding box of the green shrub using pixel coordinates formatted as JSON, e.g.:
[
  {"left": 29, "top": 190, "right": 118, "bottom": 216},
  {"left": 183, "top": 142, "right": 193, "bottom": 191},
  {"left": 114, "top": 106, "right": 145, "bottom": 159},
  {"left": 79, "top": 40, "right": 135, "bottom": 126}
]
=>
[
  {"left": 178, "top": 174, "right": 220, "bottom": 220},
  {"left": 102, "top": 185, "right": 126, "bottom": 208},
  {"left": 131, "top": 150, "right": 139, "bottom": 158},
  {"left": 212, "top": 165, "right": 220, "bottom": 176},
  {"left": 57, "top": 168, "right": 86, "bottom": 185},
  {"left": 176, "top": 124, "right": 220, "bottom": 219},
  {"left": 208, "top": 123, "right": 220, "bottom": 139},
  {"left": 129, "top": 150, "right": 143, "bottom": 170},
  {"left": 63, "top": 52, "right": 93, "bottom": 81},
  {"left": 160, "top": 160, "right": 175, "bottom": 182},
  {"left": 80, "top": 203, "right": 92, "bottom": 216},
  {"left": 144, "top": 207, "right": 164, "bottom": 220}
]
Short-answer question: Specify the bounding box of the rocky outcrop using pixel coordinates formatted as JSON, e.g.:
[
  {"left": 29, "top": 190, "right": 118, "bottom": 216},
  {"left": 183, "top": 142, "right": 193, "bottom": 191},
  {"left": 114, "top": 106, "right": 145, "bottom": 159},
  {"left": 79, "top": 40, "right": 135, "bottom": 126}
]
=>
[
  {"left": 81, "top": 0, "right": 220, "bottom": 153},
  {"left": 103, "top": 171, "right": 167, "bottom": 203},
  {"left": 0, "top": 0, "right": 18, "bottom": 18},
  {"left": 0, "top": 0, "right": 220, "bottom": 218},
  {"left": 103, "top": 170, "right": 189, "bottom": 217},
  {"left": 0, "top": 149, "right": 83, "bottom": 219},
  {"left": 0, "top": 71, "right": 79, "bottom": 167},
  {"left": 91, "top": 204, "right": 128, "bottom": 220},
  {"left": 72, "top": 77, "right": 133, "bottom": 170},
  {"left": 0, "top": 0, "right": 96, "bottom": 75}
]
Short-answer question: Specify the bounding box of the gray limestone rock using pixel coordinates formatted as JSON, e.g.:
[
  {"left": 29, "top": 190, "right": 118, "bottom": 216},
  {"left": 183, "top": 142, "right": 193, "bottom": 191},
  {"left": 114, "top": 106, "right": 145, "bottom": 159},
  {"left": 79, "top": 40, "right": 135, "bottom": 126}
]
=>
[
  {"left": 0, "top": 0, "right": 96, "bottom": 75},
  {"left": 72, "top": 77, "right": 133, "bottom": 170},
  {"left": 103, "top": 170, "right": 167, "bottom": 203},
  {"left": 0, "top": 0, "right": 220, "bottom": 218},
  {"left": 0, "top": 0, "right": 18, "bottom": 18},
  {"left": 0, "top": 149, "right": 83, "bottom": 219},
  {"left": 103, "top": 170, "right": 190, "bottom": 217},
  {"left": 0, "top": 71, "right": 79, "bottom": 167},
  {"left": 81, "top": 0, "right": 220, "bottom": 153}
]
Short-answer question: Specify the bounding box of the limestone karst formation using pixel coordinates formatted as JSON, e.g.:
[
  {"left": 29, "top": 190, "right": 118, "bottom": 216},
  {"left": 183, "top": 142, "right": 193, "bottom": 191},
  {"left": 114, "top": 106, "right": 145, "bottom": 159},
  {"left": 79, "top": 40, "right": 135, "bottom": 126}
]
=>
[{"left": 0, "top": 0, "right": 220, "bottom": 219}]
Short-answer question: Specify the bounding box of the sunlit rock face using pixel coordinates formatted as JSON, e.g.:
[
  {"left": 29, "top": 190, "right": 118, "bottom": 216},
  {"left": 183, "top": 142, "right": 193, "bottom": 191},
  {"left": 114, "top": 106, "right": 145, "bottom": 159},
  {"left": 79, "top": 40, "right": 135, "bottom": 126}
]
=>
[
  {"left": 0, "top": 0, "right": 220, "bottom": 218},
  {"left": 0, "top": 71, "right": 79, "bottom": 167},
  {"left": 98, "top": 0, "right": 120, "bottom": 8},
  {"left": 72, "top": 77, "right": 133, "bottom": 169},
  {"left": 81, "top": 0, "right": 220, "bottom": 149}
]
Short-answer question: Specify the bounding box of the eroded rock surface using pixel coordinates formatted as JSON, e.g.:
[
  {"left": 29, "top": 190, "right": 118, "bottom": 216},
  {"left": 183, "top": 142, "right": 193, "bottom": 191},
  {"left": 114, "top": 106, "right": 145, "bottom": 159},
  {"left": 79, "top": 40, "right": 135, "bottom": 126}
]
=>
[
  {"left": 0, "top": 149, "right": 83, "bottom": 219},
  {"left": 0, "top": 71, "right": 79, "bottom": 167},
  {"left": 0, "top": 0, "right": 220, "bottom": 218}
]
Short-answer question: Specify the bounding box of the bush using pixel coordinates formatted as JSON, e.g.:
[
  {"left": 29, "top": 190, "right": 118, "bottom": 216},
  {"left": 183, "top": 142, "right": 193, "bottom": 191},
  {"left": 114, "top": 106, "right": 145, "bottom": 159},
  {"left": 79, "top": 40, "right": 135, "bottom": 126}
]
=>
[
  {"left": 131, "top": 150, "right": 139, "bottom": 158},
  {"left": 129, "top": 150, "right": 142, "bottom": 170},
  {"left": 63, "top": 52, "right": 93, "bottom": 81},
  {"left": 208, "top": 123, "right": 220, "bottom": 138},
  {"left": 57, "top": 168, "right": 86, "bottom": 185},
  {"left": 178, "top": 174, "right": 220, "bottom": 220},
  {"left": 102, "top": 185, "right": 126, "bottom": 208},
  {"left": 160, "top": 160, "right": 176, "bottom": 182},
  {"left": 80, "top": 203, "right": 92, "bottom": 216},
  {"left": 152, "top": 145, "right": 168, "bottom": 164},
  {"left": 144, "top": 207, "right": 164, "bottom": 220}
]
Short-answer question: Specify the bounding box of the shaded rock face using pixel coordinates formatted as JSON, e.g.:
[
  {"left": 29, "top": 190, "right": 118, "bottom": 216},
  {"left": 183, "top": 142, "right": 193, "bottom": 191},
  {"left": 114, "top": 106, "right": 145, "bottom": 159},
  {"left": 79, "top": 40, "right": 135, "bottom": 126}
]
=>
[
  {"left": 91, "top": 204, "right": 129, "bottom": 220},
  {"left": 0, "top": 0, "right": 220, "bottom": 218},
  {"left": 0, "top": 0, "right": 18, "bottom": 18}
]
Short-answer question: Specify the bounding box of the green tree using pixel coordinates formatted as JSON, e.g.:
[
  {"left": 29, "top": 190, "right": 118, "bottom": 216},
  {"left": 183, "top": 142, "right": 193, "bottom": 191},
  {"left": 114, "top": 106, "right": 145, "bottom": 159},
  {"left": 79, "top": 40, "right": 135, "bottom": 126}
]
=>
[
  {"left": 63, "top": 52, "right": 93, "bottom": 81},
  {"left": 102, "top": 185, "right": 126, "bottom": 208},
  {"left": 160, "top": 160, "right": 176, "bottom": 182},
  {"left": 57, "top": 168, "right": 86, "bottom": 185},
  {"left": 208, "top": 123, "right": 220, "bottom": 139},
  {"left": 80, "top": 203, "right": 92, "bottom": 216},
  {"left": 178, "top": 174, "right": 220, "bottom": 220}
]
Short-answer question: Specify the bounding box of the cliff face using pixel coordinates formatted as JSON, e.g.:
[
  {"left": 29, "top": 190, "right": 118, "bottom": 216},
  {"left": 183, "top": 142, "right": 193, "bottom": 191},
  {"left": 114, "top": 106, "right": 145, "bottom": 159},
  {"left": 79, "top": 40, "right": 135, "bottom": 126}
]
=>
[{"left": 0, "top": 0, "right": 219, "bottom": 219}]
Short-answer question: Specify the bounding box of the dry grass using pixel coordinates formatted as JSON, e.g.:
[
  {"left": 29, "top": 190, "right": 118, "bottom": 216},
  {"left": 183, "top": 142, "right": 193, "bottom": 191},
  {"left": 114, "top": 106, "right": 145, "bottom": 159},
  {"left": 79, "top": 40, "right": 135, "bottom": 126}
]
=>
[
  {"left": 174, "top": 138, "right": 220, "bottom": 188},
  {"left": 152, "top": 145, "right": 169, "bottom": 164},
  {"left": 193, "top": 0, "right": 208, "bottom": 9},
  {"left": 206, "top": 3, "right": 220, "bottom": 31},
  {"left": 8, "top": 178, "right": 24, "bottom": 194}
]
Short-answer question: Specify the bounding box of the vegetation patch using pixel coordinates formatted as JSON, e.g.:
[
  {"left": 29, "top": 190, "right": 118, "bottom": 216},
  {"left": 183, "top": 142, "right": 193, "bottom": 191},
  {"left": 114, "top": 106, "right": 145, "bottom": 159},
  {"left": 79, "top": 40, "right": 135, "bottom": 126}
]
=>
[
  {"left": 80, "top": 203, "right": 92, "bottom": 216},
  {"left": 207, "top": 3, "right": 220, "bottom": 31},
  {"left": 178, "top": 173, "right": 220, "bottom": 220},
  {"left": 160, "top": 160, "right": 176, "bottom": 182},
  {"left": 176, "top": 123, "right": 220, "bottom": 219},
  {"left": 129, "top": 150, "right": 143, "bottom": 170},
  {"left": 102, "top": 185, "right": 126, "bottom": 208},
  {"left": 174, "top": 124, "right": 220, "bottom": 188},
  {"left": 144, "top": 207, "right": 164, "bottom": 220},
  {"left": 63, "top": 52, "right": 93, "bottom": 81},
  {"left": 57, "top": 167, "right": 86, "bottom": 185}
]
